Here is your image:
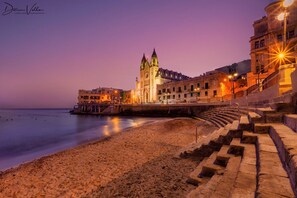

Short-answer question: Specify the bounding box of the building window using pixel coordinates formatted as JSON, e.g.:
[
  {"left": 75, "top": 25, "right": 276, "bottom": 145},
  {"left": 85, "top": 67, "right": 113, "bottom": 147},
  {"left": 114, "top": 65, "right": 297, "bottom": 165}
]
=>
[
  {"left": 197, "top": 83, "right": 200, "bottom": 88},
  {"left": 197, "top": 92, "right": 200, "bottom": 97},
  {"left": 191, "top": 85, "right": 194, "bottom": 91},
  {"left": 277, "top": 34, "right": 283, "bottom": 41},
  {"left": 260, "top": 39, "right": 265, "bottom": 47},
  {"left": 158, "top": 90, "right": 162, "bottom": 95},
  {"left": 173, "top": 95, "right": 175, "bottom": 99},
  {"left": 256, "top": 66, "right": 260, "bottom": 73},
  {"left": 167, "top": 88, "right": 170, "bottom": 93},
  {"left": 173, "top": 87, "right": 175, "bottom": 92},
  {"left": 178, "top": 87, "right": 182, "bottom": 92},
  {"left": 163, "top": 96, "right": 165, "bottom": 100},
  {"left": 205, "top": 82, "right": 209, "bottom": 89},
  {"left": 190, "top": 93, "right": 193, "bottom": 97},
  {"left": 255, "top": 41, "right": 259, "bottom": 49},
  {"left": 184, "top": 94, "right": 187, "bottom": 98},
  {"left": 205, "top": 91, "right": 208, "bottom": 96},
  {"left": 167, "top": 95, "right": 170, "bottom": 99},
  {"left": 162, "top": 89, "right": 166, "bottom": 93},
  {"left": 184, "top": 85, "right": 187, "bottom": 90},
  {"left": 178, "top": 94, "right": 181, "bottom": 98},
  {"left": 213, "top": 90, "right": 217, "bottom": 96}
]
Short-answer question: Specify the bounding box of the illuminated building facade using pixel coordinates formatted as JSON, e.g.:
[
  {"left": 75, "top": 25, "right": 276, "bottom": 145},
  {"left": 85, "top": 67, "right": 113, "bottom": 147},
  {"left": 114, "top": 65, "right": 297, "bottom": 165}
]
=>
[
  {"left": 135, "top": 49, "right": 189, "bottom": 103},
  {"left": 248, "top": 0, "right": 297, "bottom": 88},
  {"left": 156, "top": 71, "right": 232, "bottom": 104},
  {"left": 78, "top": 87, "right": 122, "bottom": 104}
]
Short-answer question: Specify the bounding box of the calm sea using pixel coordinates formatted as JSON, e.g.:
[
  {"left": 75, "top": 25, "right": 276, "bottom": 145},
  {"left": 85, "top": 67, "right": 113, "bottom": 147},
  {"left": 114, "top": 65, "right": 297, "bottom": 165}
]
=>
[{"left": 0, "top": 109, "right": 162, "bottom": 171}]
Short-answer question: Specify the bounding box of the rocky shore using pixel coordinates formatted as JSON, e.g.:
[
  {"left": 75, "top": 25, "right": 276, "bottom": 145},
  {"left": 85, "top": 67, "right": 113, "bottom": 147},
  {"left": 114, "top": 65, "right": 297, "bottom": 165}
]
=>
[{"left": 0, "top": 118, "right": 216, "bottom": 197}]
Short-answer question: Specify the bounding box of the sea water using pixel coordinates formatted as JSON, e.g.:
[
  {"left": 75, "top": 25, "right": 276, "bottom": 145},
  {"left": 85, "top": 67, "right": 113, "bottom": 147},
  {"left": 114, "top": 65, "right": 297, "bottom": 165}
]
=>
[{"left": 0, "top": 109, "right": 161, "bottom": 171}]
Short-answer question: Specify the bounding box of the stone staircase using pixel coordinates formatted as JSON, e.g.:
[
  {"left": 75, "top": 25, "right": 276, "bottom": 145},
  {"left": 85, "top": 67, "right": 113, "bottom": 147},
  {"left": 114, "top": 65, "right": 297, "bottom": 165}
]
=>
[
  {"left": 180, "top": 107, "right": 297, "bottom": 197},
  {"left": 198, "top": 106, "right": 245, "bottom": 128}
]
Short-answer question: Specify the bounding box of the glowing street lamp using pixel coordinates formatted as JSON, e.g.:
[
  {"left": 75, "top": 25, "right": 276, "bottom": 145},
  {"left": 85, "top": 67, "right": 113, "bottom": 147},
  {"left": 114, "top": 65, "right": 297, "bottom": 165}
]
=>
[
  {"left": 228, "top": 73, "right": 238, "bottom": 99},
  {"left": 277, "top": 0, "right": 294, "bottom": 49}
]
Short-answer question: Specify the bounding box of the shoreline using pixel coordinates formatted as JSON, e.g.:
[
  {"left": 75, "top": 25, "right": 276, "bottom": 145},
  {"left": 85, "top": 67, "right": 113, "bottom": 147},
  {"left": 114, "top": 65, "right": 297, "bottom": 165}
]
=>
[
  {"left": 0, "top": 117, "right": 217, "bottom": 197},
  {"left": 0, "top": 117, "right": 167, "bottom": 172}
]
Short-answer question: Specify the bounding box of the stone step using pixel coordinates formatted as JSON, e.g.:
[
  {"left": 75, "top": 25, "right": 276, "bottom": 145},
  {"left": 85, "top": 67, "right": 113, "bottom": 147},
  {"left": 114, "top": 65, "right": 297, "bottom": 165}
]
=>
[
  {"left": 215, "top": 114, "right": 234, "bottom": 124},
  {"left": 256, "top": 133, "right": 295, "bottom": 197},
  {"left": 241, "top": 131, "right": 258, "bottom": 144},
  {"left": 213, "top": 115, "right": 229, "bottom": 125},
  {"left": 187, "top": 152, "right": 243, "bottom": 198},
  {"left": 269, "top": 123, "right": 297, "bottom": 195},
  {"left": 186, "top": 158, "right": 208, "bottom": 186},
  {"left": 179, "top": 127, "right": 227, "bottom": 158},
  {"left": 215, "top": 145, "right": 235, "bottom": 167},
  {"left": 248, "top": 111, "right": 263, "bottom": 123},
  {"left": 209, "top": 156, "right": 242, "bottom": 198},
  {"left": 255, "top": 107, "right": 276, "bottom": 117},
  {"left": 228, "top": 138, "right": 245, "bottom": 156},
  {"left": 254, "top": 123, "right": 270, "bottom": 134},
  {"left": 187, "top": 152, "right": 222, "bottom": 186},
  {"left": 187, "top": 175, "right": 222, "bottom": 198},
  {"left": 284, "top": 114, "right": 297, "bottom": 132},
  {"left": 209, "top": 117, "right": 226, "bottom": 128},
  {"left": 239, "top": 115, "right": 253, "bottom": 131},
  {"left": 265, "top": 112, "right": 284, "bottom": 123},
  {"left": 231, "top": 144, "right": 257, "bottom": 197},
  {"left": 228, "top": 120, "right": 242, "bottom": 138}
]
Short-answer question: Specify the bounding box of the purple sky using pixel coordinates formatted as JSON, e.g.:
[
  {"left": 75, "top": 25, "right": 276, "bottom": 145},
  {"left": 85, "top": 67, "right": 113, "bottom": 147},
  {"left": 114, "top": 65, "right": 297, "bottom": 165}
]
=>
[{"left": 0, "top": 0, "right": 273, "bottom": 108}]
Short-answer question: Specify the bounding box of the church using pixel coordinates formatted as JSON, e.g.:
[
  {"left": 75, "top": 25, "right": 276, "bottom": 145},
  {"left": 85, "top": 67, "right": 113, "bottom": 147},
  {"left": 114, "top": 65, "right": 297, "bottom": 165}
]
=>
[{"left": 135, "top": 49, "right": 190, "bottom": 103}]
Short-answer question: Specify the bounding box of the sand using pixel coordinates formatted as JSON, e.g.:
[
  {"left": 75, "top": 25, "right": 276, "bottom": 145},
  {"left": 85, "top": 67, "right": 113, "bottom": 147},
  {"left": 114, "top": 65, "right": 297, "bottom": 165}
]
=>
[{"left": 0, "top": 118, "right": 216, "bottom": 197}]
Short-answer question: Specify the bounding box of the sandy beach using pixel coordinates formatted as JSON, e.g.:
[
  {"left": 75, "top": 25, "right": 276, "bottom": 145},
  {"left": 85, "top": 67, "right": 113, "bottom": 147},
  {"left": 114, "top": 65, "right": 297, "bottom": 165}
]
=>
[{"left": 0, "top": 118, "right": 216, "bottom": 197}]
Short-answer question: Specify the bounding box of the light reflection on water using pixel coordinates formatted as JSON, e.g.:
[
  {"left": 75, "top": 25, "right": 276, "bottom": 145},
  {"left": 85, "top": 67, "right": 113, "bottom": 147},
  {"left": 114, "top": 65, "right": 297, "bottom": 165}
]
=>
[{"left": 0, "top": 109, "right": 162, "bottom": 171}]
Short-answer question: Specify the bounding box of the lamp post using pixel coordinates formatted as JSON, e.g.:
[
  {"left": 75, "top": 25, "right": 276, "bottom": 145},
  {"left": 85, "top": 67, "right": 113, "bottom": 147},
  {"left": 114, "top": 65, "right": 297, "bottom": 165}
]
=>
[
  {"left": 165, "top": 92, "right": 169, "bottom": 104},
  {"left": 276, "top": 0, "right": 295, "bottom": 94},
  {"left": 277, "top": 0, "right": 294, "bottom": 49},
  {"left": 228, "top": 73, "right": 238, "bottom": 99},
  {"left": 194, "top": 87, "right": 200, "bottom": 103}
]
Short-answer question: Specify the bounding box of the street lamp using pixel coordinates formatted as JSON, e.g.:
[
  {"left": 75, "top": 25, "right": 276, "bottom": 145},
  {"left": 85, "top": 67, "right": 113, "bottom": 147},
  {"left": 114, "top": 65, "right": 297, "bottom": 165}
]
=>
[
  {"left": 277, "top": 0, "right": 294, "bottom": 49},
  {"left": 194, "top": 87, "right": 200, "bottom": 103},
  {"left": 228, "top": 73, "right": 238, "bottom": 99},
  {"left": 165, "top": 92, "right": 170, "bottom": 104}
]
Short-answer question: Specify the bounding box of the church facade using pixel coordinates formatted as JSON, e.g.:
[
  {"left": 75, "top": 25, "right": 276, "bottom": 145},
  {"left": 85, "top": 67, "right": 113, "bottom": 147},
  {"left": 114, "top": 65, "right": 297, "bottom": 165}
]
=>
[{"left": 135, "top": 49, "right": 189, "bottom": 103}]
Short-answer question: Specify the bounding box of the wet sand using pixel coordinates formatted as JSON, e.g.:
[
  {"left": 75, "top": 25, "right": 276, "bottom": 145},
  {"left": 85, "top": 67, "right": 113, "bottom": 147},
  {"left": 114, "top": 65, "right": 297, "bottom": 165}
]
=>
[{"left": 0, "top": 118, "right": 216, "bottom": 197}]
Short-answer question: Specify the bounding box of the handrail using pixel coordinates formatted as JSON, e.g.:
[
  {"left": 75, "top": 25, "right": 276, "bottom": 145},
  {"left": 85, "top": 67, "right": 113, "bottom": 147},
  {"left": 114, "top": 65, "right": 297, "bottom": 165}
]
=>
[
  {"left": 249, "top": 71, "right": 279, "bottom": 95},
  {"left": 196, "top": 120, "right": 208, "bottom": 143}
]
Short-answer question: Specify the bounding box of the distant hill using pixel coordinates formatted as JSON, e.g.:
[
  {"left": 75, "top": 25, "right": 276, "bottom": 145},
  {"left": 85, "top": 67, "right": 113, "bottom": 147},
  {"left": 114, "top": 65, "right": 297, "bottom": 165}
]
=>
[{"left": 215, "top": 59, "right": 251, "bottom": 76}]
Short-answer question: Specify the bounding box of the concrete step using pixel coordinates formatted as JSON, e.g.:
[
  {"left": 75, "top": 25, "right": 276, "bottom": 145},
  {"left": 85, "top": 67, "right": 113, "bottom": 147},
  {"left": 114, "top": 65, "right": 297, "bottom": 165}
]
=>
[
  {"left": 269, "top": 123, "right": 297, "bottom": 195},
  {"left": 284, "top": 114, "right": 297, "bottom": 132},
  {"left": 256, "top": 133, "right": 295, "bottom": 197}
]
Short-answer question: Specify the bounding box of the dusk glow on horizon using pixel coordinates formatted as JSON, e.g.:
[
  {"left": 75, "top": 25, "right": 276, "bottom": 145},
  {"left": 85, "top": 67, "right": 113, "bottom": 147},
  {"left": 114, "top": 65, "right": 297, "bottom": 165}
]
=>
[{"left": 0, "top": 0, "right": 272, "bottom": 108}]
